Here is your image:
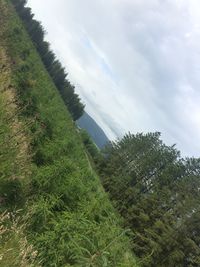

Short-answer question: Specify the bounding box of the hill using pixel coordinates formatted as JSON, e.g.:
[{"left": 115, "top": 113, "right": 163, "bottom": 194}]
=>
[
  {"left": 77, "top": 112, "right": 110, "bottom": 149},
  {"left": 0, "top": 1, "right": 137, "bottom": 266}
]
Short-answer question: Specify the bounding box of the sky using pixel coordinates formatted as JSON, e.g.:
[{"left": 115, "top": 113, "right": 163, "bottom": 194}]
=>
[{"left": 27, "top": 0, "right": 200, "bottom": 157}]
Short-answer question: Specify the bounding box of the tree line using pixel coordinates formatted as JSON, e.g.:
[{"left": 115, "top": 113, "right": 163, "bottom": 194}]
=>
[
  {"left": 93, "top": 132, "right": 200, "bottom": 267},
  {"left": 11, "top": 0, "right": 84, "bottom": 121}
]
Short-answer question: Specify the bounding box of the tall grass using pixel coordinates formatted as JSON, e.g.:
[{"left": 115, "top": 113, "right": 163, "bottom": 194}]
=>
[{"left": 0, "top": 1, "right": 138, "bottom": 266}]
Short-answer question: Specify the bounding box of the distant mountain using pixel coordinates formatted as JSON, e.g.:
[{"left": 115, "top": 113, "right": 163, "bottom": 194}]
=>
[{"left": 77, "top": 112, "right": 110, "bottom": 149}]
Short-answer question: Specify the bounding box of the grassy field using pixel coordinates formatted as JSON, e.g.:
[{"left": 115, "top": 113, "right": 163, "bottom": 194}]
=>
[{"left": 0, "top": 0, "right": 138, "bottom": 266}]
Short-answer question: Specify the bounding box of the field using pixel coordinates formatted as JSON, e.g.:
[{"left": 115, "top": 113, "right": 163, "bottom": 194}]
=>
[{"left": 0, "top": 0, "right": 138, "bottom": 266}]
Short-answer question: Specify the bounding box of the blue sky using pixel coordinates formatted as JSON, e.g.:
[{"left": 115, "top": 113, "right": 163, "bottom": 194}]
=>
[{"left": 27, "top": 0, "right": 200, "bottom": 157}]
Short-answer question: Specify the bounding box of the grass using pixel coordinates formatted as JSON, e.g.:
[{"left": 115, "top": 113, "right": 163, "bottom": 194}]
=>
[
  {"left": 0, "top": 210, "right": 41, "bottom": 267},
  {"left": 0, "top": 0, "right": 138, "bottom": 266}
]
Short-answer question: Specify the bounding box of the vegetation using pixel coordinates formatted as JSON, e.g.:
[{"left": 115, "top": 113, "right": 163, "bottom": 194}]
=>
[
  {"left": 0, "top": 210, "right": 40, "bottom": 267},
  {"left": 79, "top": 129, "right": 104, "bottom": 169},
  {"left": 0, "top": 1, "right": 137, "bottom": 266},
  {"left": 99, "top": 132, "right": 200, "bottom": 267},
  {"left": 11, "top": 0, "right": 84, "bottom": 121}
]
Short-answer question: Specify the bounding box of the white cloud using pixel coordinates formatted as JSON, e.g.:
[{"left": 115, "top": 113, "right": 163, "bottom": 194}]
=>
[{"left": 27, "top": 0, "right": 200, "bottom": 157}]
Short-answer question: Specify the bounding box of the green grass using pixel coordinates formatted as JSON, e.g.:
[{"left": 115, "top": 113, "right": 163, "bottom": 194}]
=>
[{"left": 0, "top": 0, "right": 138, "bottom": 266}]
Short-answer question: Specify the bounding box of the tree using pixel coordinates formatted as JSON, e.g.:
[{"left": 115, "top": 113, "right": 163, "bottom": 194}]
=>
[{"left": 101, "top": 132, "right": 200, "bottom": 266}]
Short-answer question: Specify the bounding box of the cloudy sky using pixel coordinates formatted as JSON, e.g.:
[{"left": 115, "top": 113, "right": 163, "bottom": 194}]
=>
[{"left": 27, "top": 0, "right": 200, "bottom": 157}]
